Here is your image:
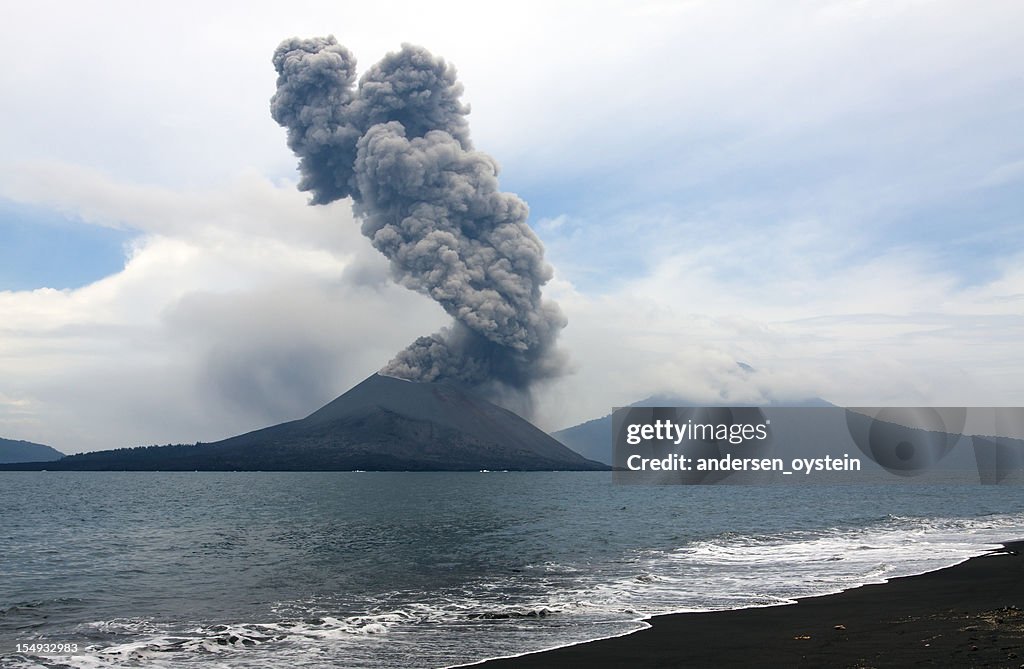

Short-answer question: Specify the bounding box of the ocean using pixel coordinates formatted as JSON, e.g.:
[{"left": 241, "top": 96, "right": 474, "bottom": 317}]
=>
[{"left": 2, "top": 472, "right": 1023, "bottom": 668}]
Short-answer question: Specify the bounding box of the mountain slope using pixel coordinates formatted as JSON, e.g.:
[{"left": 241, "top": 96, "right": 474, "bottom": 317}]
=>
[
  {"left": 0, "top": 438, "right": 64, "bottom": 464},
  {"left": 2, "top": 374, "right": 606, "bottom": 471}
]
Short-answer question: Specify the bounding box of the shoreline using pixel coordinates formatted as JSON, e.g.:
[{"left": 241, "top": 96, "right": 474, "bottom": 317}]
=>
[{"left": 472, "top": 542, "right": 1024, "bottom": 668}]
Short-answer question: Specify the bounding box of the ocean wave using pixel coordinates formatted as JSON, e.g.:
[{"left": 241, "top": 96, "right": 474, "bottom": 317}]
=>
[{"left": 5, "top": 513, "right": 1022, "bottom": 669}]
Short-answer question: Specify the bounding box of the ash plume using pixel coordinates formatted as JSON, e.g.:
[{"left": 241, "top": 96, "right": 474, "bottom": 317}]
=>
[{"left": 271, "top": 36, "right": 566, "bottom": 410}]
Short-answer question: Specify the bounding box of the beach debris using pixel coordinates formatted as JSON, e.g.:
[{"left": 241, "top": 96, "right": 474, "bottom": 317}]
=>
[
  {"left": 469, "top": 607, "right": 553, "bottom": 620},
  {"left": 793, "top": 635, "right": 811, "bottom": 640},
  {"left": 834, "top": 624, "right": 847, "bottom": 630}
]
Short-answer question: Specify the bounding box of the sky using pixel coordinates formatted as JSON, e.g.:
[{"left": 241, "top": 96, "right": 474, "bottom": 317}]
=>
[{"left": 1, "top": 0, "right": 1022, "bottom": 454}]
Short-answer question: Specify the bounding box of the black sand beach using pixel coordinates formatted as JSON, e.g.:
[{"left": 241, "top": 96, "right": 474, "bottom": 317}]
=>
[{"left": 477, "top": 542, "right": 1024, "bottom": 668}]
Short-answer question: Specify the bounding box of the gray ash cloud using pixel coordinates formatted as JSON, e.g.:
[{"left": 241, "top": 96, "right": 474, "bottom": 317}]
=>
[{"left": 271, "top": 36, "right": 566, "bottom": 410}]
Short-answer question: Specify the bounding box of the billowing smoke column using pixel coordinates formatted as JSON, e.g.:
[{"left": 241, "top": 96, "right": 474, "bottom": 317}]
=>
[{"left": 271, "top": 36, "right": 566, "bottom": 410}]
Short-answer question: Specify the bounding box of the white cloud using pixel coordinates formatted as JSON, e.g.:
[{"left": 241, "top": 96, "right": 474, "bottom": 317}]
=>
[
  {"left": 2, "top": 168, "right": 1020, "bottom": 449},
  {"left": 3, "top": 1, "right": 1019, "bottom": 190},
  {"left": 534, "top": 238, "right": 1024, "bottom": 432},
  {"left": 0, "top": 166, "right": 448, "bottom": 452},
  {"left": 978, "top": 160, "right": 1024, "bottom": 189},
  {"left": 0, "top": 1, "right": 1021, "bottom": 450}
]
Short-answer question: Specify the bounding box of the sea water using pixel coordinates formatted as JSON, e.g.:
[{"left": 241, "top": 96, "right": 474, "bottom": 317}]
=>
[{"left": 2, "top": 472, "right": 1023, "bottom": 668}]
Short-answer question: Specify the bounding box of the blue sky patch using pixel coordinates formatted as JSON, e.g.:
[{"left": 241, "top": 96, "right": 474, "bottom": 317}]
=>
[{"left": 0, "top": 200, "right": 136, "bottom": 291}]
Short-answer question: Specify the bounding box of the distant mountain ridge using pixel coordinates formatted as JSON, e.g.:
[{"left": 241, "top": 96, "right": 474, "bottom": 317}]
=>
[
  {"left": 0, "top": 374, "right": 607, "bottom": 472},
  {"left": 0, "top": 438, "right": 64, "bottom": 464},
  {"left": 553, "top": 395, "right": 833, "bottom": 465}
]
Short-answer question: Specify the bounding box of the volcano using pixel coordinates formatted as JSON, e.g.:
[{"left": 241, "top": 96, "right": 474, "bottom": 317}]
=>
[{"left": 3, "top": 374, "right": 606, "bottom": 471}]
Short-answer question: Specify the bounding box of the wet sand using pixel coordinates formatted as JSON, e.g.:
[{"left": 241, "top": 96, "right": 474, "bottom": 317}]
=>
[{"left": 477, "top": 542, "right": 1024, "bottom": 668}]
